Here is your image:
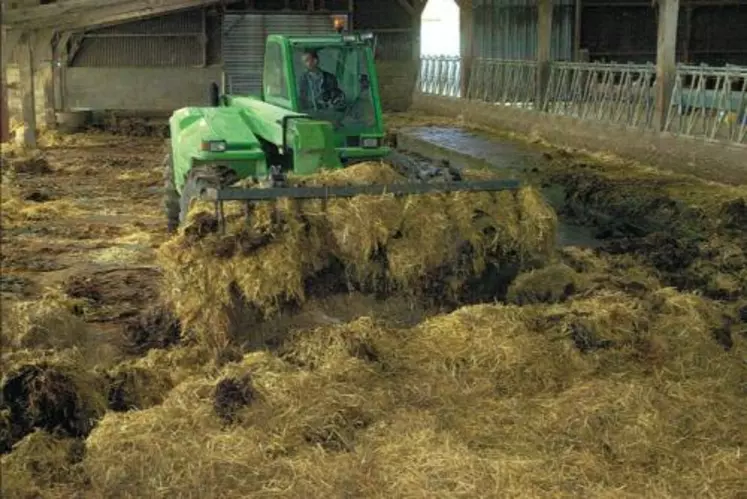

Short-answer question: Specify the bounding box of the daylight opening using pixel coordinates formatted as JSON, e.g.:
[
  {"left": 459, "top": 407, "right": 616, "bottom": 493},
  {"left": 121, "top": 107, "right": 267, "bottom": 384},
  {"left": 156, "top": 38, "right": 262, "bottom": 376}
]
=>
[{"left": 420, "top": 0, "right": 460, "bottom": 57}]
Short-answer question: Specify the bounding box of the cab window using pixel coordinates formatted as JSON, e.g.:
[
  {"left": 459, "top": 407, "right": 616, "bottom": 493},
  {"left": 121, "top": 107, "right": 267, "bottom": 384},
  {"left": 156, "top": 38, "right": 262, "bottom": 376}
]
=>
[
  {"left": 293, "top": 45, "right": 376, "bottom": 132},
  {"left": 264, "top": 42, "right": 289, "bottom": 101}
]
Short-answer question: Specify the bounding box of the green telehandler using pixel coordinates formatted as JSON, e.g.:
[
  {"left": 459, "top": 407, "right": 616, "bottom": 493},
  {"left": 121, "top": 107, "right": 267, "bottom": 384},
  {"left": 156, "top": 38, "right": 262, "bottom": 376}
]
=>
[{"left": 163, "top": 27, "right": 520, "bottom": 232}]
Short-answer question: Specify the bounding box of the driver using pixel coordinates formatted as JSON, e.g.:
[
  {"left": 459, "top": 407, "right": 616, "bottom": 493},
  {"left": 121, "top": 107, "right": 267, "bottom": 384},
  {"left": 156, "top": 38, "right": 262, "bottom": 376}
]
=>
[{"left": 299, "top": 49, "right": 346, "bottom": 111}]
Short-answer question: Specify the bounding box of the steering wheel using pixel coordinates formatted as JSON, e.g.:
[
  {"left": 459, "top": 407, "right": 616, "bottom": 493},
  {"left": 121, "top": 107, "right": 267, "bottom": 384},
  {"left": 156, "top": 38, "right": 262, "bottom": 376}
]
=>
[{"left": 322, "top": 87, "right": 347, "bottom": 112}]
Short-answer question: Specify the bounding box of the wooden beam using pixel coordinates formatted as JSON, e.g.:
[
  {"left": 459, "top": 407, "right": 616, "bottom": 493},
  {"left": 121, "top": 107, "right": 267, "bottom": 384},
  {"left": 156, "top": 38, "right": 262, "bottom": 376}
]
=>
[
  {"left": 53, "top": 31, "right": 72, "bottom": 112},
  {"left": 18, "top": 31, "right": 37, "bottom": 148},
  {"left": 2, "top": 0, "right": 136, "bottom": 25},
  {"left": 574, "top": 0, "right": 582, "bottom": 60},
  {"left": 33, "top": 28, "right": 56, "bottom": 129},
  {"left": 1, "top": 28, "right": 22, "bottom": 143},
  {"left": 396, "top": 0, "right": 415, "bottom": 17},
  {"left": 536, "top": 0, "right": 553, "bottom": 109},
  {"left": 653, "top": 0, "right": 679, "bottom": 131},
  {"left": 459, "top": 1, "right": 474, "bottom": 98},
  {"left": 2, "top": 0, "right": 221, "bottom": 31},
  {"left": 67, "top": 33, "right": 85, "bottom": 65},
  {"left": 1, "top": 28, "right": 22, "bottom": 68}
]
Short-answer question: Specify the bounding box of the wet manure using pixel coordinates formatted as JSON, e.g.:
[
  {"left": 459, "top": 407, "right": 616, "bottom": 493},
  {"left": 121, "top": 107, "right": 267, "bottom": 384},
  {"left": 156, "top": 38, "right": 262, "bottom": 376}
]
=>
[{"left": 0, "top": 352, "right": 107, "bottom": 453}]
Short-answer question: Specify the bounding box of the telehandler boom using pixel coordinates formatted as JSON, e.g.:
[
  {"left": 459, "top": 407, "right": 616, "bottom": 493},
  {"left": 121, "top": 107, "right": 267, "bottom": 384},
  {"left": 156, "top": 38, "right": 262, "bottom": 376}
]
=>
[{"left": 164, "top": 28, "right": 519, "bottom": 231}]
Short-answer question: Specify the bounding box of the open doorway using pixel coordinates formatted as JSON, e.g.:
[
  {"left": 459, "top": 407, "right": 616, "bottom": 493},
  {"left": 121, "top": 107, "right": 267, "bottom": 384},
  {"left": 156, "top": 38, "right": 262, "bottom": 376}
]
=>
[{"left": 420, "top": 0, "right": 460, "bottom": 57}]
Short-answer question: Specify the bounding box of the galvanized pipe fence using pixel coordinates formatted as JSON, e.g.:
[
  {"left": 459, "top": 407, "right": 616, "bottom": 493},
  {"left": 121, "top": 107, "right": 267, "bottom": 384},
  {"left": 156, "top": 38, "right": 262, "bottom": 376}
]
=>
[{"left": 416, "top": 55, "right": 747, "bottom": 146}]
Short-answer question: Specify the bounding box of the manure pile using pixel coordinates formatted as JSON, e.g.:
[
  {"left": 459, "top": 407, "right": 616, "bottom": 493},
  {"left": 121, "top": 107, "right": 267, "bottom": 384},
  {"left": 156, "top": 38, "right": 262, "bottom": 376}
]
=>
[
  {"left": 158, "top": 162, "right": 557, "bottom": 348},
  {"left": 3, "top": 130, "right": 747, "bottom": 498},
  {"left": 3, "top": 250, "right": 745, "bottom": 498}
]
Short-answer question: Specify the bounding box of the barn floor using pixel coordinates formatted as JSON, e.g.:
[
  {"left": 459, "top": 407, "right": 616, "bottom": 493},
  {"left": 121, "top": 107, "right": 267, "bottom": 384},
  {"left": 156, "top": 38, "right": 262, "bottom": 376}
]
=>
[{"left": 1, "top": 116, "right": 746, "bottom": 498}]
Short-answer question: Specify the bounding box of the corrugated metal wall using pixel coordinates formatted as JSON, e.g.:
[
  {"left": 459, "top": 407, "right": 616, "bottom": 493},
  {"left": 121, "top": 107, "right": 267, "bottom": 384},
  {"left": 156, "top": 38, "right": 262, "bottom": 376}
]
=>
[
  {"left": 222, "top": 13, "right": 341, "bottom": 95},
  {"left": 473, "top": 0, "right": 575, "bottom": 61},
  {"left": 71, "top": 10, "right": 213, "bottom": 67}
]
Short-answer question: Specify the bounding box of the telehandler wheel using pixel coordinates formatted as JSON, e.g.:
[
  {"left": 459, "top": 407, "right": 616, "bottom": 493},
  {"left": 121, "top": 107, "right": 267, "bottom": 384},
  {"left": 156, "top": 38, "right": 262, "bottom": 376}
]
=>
[{"left": 163, "top": 151, "right": 180, "bottom": 233}]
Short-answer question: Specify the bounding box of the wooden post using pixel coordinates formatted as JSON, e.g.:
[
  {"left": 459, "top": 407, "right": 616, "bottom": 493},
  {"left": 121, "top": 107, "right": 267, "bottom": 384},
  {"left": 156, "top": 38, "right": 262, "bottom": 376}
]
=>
[
  {"left": 18, "top": 31, "right": 38, "bottom": 149},
  {"left": 1, "top": 28, "right": 10, "bottom": 143},
  {"left": 574, "top": 0, "right": 582, "bottom": 60},
  {"left": 654, "top": 0, "right": 680, "bottom": 131},
  {"left": 1, "top": 28, "right": 23, "bottom": 143},
  {"left": 53, "top": 32, "right": 72, "bottom": 114},
  {"left": 536, "top": 0, "right": 553, "bottom": 110},
  {"left": 412, "top": 12, "right": 422, "bottom": 62},
  {"left": 459, "top": 1, "right": 474, "bottom": 99},
  {"left": 34, "top": 28, "right": 56, "bottom": 130}
]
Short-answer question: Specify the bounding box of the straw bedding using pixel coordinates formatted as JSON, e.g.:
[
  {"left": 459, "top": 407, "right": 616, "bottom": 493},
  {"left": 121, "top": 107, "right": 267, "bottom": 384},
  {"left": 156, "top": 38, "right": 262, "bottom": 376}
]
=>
[
  {"left": 3, "top": 135, "right": 746, "bottom": 497},
  {"left": 2, "top": 249, "right": 745, "bottom": 498},
  {"left": 158, "top": 162, "right": 557, "bottom": 348},
  {"left": 76, "top": 279, "right": 746, "bottom": 498}
]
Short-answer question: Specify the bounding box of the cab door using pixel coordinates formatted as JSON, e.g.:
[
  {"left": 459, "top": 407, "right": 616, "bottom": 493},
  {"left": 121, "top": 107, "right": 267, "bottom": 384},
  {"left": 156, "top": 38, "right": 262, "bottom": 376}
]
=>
[{"left": 262, "top": 40, "right": 294, "bottom": 111}]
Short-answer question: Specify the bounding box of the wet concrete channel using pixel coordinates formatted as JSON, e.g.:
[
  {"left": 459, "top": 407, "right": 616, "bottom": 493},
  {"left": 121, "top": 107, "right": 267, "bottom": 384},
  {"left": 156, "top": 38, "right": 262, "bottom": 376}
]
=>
[{"left": 397, "top": 126, "right": 603, "bottom": 249}]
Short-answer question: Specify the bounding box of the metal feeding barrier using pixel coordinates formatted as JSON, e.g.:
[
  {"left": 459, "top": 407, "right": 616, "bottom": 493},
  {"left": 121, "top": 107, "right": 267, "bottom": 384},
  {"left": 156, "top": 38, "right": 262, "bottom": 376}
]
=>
[
  {"left": 664, "top": 64, "right": 747, "bottom": 145},
  {"left": 417, "top": 55, "right": 462, "bottom": 98},
  {"left": 415, "top": 55, "right": 747, "bottom": 146},
  {"left": 466, "top": 58, "right": 538, "bottom": 109},
  {"left": 542, "top": 62, "right": 657, "bottom": 129}
]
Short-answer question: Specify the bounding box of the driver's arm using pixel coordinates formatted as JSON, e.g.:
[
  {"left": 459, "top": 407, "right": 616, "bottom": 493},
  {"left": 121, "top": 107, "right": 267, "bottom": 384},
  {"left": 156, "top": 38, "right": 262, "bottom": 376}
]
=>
[{"left": 323, "top": 72, "right": 346, "bottom": 108}]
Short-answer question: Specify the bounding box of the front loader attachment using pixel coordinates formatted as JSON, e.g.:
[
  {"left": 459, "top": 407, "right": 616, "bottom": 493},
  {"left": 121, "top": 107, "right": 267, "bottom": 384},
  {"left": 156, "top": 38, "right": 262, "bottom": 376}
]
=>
[
  {"left": 201, "top": 177, "right": 521, "bottom": 232},
  {"left": 196, "top": 152, "right": 524, "bottom": 232}
]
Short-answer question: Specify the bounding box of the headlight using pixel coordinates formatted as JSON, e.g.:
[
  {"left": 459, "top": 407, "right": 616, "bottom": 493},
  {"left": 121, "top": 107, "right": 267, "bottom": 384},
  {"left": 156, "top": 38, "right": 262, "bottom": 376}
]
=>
[
  {"left": 200, "top": 140, "right": 227, "bottom": 152},
  {"left": 362, "top": 138, "right": 378, "bottom": 148}
]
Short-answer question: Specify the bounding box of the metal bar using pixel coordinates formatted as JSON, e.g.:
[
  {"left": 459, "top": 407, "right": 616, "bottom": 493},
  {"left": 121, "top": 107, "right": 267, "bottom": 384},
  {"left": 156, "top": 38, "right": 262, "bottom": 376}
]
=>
[
  {"left": 201, "top": 7, "right": 207, "bottom": 68},
  {"left": 81, "top": 32, "right": 204, "bottom": 37},
  {"left": 579, "top": 0, "right": 736, "bottom": 5},
  {"left": 202, "top": 179, "right": 522, "bottom": 202},
  {"left": 574, "top": 0, "right": 582, "bottom": 60}
]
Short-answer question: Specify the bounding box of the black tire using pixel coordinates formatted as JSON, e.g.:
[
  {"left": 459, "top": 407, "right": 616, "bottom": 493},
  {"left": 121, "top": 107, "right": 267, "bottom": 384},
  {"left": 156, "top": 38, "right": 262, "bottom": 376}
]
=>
[{"left": 163, "top": 151, "right": 180, "bottom": 233}]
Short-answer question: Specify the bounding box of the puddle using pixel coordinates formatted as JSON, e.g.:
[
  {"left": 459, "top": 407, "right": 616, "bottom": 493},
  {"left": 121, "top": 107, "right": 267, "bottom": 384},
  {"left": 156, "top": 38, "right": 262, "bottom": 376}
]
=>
[
  {"left": 401, "top": 126, "right": 546, "bottom": 173},
  {"left": 399, "top": 126, "right": 603, "bottom": 249}
]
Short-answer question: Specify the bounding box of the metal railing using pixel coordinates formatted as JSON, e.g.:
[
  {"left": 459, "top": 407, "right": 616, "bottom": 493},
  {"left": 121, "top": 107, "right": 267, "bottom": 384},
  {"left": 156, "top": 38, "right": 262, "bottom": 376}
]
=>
[
  {"left": 417, "top": 56, "right": 462, "bottom": 98},
  {"left": 664, "top": 64, "right": 747, "bottom": 144},
  {"left": 543, "top": 62, "right": 657, "bottom": 129},
  {"left": 467, "top": 58, "right": 537, "bottom": 109},
  {"left": 415, "top": 55, "right": 747, "bottom": 146}
]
